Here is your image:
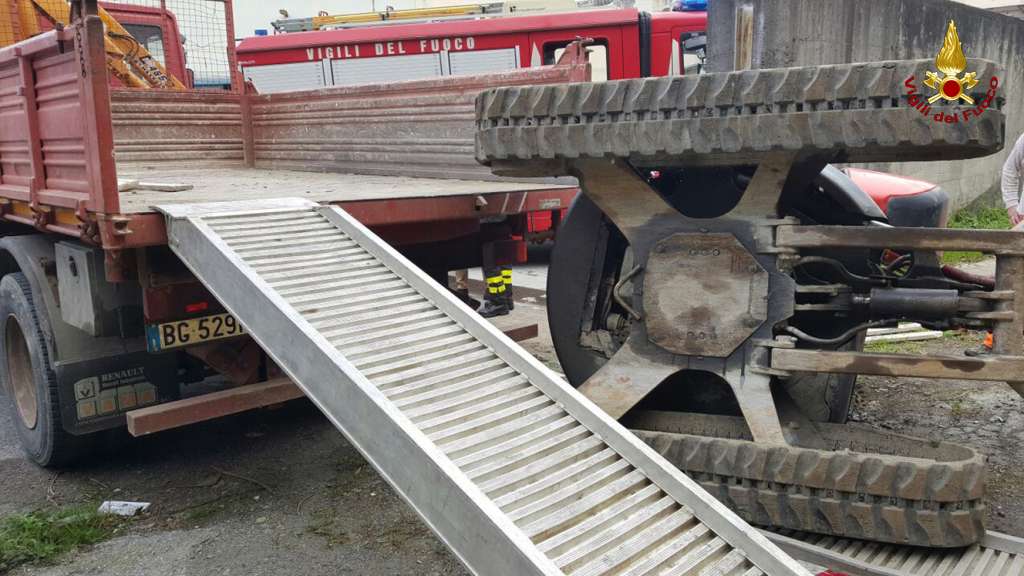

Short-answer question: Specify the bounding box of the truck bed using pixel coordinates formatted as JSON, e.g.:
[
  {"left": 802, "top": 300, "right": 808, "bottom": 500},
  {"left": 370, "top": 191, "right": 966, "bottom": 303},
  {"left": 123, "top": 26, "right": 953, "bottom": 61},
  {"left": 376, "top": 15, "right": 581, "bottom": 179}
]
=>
[
  {"left": 116, "top": 165, "right": 570, "bottom": 214},
  {"left": 0, "top": 25, "right": 588, "bottom": 251}
]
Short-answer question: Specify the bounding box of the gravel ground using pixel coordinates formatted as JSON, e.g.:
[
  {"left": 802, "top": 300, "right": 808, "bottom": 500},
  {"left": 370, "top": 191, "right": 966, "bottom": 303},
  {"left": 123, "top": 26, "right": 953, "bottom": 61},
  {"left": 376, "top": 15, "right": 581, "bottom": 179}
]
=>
[
  {"left": 1, "top": 393, "right": 468, "bottom": 576},
  {"left": 1, "top": 256, "right": 1021, "bottom": 574},
  {"left": 853, "top": 332, "right": 1024, "bottom": 537}
]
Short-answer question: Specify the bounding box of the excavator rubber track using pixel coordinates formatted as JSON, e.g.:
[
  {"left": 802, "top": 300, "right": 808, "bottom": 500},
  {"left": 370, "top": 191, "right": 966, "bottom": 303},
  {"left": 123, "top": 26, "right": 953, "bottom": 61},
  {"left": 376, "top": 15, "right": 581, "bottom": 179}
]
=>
[
  {"left": 159, "top": 199, "right": 810, "bottom": 576},
  {"left": 475, "top": 59, "right": 1004, "bottom": 173},
  {"left": 628, "top": 411, "right": 986, "bottom": 549}
]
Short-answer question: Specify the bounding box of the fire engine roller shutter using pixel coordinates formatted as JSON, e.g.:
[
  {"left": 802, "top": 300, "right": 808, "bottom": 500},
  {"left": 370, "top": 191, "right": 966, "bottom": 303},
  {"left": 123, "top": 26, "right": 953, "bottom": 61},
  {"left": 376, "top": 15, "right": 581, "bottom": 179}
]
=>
[
  {"left": 448, "top": 48, "right": 519, "bottom": 77},
  {"left": 332, "top": 53, "right": 443, "bottom": 86},
  {"left": 242, "top": 61, "right": 329, "bottom": 94}
]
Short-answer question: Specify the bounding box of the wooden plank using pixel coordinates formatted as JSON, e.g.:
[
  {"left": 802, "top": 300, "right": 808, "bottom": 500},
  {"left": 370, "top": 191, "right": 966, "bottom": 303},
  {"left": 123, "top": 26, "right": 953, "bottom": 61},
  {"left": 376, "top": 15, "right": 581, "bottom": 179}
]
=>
[
  {"left": 734, "top": 4, "right": 754, "bottom": 70},
  {"left": 993, "top": 256, "right": 1024, "bottom": 396},
  {"left": 772, "top": 348, "right": 1024, "bottom": 382},
  {"left": 776, "top": 225, "right": 1024, "bottom": 255},
  {"left": 135, "top": 181, "right": 194, "bottom": 192},
  {"left": 864, "top": 330, "right": 943, "bottom": 344},
  {"left": 502, "top": 323, "right": 539, "bottom": 343},
  {"left": 126, "top": 377, "right": 302, "bottom": 437},
  {"left": 866, "top": 323, "right": 923, "bottom": 336}
]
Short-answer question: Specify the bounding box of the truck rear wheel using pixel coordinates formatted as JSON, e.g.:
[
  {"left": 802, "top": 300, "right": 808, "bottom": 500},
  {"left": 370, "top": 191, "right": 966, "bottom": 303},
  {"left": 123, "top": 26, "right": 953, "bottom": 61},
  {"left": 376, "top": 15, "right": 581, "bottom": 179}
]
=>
[
  {"left": 547, "top": 194, "right": 856, "bottom": 424},
  {"left": 0, "top": 273, "right": 92, "bottom": 467}
]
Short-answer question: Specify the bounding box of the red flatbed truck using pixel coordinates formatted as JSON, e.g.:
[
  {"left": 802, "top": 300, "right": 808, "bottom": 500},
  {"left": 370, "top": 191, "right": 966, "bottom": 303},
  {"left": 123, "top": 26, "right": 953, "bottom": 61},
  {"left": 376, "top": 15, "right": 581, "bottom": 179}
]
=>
[{"left": 0, "top": 3, "right": 584, "bottom": 466}]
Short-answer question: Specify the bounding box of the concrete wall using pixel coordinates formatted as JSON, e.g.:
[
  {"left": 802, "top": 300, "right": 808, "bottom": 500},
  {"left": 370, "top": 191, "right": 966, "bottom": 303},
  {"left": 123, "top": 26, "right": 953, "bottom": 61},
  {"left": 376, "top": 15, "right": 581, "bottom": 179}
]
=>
[{"left": 708, "top": 0, "right": 1024, "bottom": 209}]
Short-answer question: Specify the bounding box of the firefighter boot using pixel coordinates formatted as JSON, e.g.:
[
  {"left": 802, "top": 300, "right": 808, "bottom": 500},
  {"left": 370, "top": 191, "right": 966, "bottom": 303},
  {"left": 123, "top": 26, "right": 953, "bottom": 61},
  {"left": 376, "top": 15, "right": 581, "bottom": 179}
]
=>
[
  {"left": 502, "top": 268, "right": 514, "bottom": 311},
  {"left": 454, "top": 288, "right": 480, "bottom": 310},
  {"left": 477, "top": 271, "right": 509, "bottom": 318},
  {"left": 451, "top": 269, "right": 480, "bottom": 309}
]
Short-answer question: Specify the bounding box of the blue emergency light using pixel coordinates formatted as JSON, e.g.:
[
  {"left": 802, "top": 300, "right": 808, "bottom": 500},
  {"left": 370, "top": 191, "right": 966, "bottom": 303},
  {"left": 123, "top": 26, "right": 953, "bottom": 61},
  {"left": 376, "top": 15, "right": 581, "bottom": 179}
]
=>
[{"left": 681, "top": 0, "right": 707, "bottom": 10}]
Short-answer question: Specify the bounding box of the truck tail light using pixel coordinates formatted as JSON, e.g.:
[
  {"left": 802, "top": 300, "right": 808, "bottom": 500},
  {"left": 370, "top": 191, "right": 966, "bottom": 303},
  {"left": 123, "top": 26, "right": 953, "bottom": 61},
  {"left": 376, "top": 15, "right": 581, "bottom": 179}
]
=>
[{"left": 185, "top": 301, "right": 209, "bottom": 314}]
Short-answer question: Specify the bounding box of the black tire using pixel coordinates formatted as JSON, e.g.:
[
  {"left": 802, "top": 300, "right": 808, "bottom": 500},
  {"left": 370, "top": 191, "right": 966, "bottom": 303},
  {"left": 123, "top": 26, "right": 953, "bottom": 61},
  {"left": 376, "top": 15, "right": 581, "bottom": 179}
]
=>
[
  {"left": 0, "top": 273, "right": 91, "bottom": 467},
  {"left": 781, "top": 335, "right": 861, "bottom": 423},
  {"left": 547, "top": 195, "right": 856, "bottom": 423},
  {"left": 546, "top": 194, "right": 611, "bottom": 386}
]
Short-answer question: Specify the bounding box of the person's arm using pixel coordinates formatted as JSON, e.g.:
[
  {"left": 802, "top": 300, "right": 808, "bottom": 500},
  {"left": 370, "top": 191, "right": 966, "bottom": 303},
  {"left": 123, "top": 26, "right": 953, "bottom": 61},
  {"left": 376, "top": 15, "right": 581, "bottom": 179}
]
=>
[{"left": 1003, "top": 135, "right": 1024, "bottom": 225}]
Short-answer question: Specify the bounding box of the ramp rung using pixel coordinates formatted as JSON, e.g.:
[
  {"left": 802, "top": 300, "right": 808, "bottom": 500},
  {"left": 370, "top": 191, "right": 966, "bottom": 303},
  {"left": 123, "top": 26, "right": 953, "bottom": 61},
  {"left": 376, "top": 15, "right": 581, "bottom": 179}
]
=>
[
  {"left": 456, "top": 415, "right": 580, "bottom": 471},
  {"left": 228, "top": 227, "right": 344, "bottom": 246},
  {"left": 572, "top": 508, "right": 697, "bottom": 576},
  {"left": 497, "top": 444, "right": 622, "bottom": 506},
  {"left": 267, "top": 262, "right": 388, "bottom": 288},
  {"left": 618, "top": 522, "right": 714, "bottom": 576},
  {"left": 461, "top": 421, "right": 589, "bottom": 478},
  {"left": 160, "top": 199, "right": 808, "bottom": 576},
  {"left": 363, "top": 341, "right": 490, "bottom": 379},
  {"left": 249, "top": 249, "right": 370, "bottom": 271},
  {"left": 217, "top": 221, "right": 337, "bottom": 239},
  {"left": 545, "top": 490, "right": 676, "bottom": 561},
  {"left": 256, "top": 252, "right": 377, "bottom": 275},
  {"left": 311, "top": 299, "right": 437, "bottom": 330},
  {"left": 538, "top": 483, "right": 666, "bottom": 551},
  {"left": 300, "top": 289, "right": 422, "bottom": 319},
  {"left": 509, "top": 461, "right": 638, "bottom": 524}
]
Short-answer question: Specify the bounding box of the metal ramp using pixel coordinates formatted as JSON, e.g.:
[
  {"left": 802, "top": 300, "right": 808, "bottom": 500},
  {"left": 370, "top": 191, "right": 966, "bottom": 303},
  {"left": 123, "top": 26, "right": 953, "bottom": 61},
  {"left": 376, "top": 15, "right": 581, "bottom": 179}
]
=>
[
  {"left": 159, "top": 198, "right": 808, "bottom": 576},
  {"left": 765, "top": 529, "right": 1024, "bottom": 576}
]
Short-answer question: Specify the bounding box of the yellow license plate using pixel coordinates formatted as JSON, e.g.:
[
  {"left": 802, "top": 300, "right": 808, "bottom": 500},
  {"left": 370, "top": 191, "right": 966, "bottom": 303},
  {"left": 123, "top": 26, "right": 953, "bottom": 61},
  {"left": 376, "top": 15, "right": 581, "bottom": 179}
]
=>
[{"left": 146, "top": 313, "right": 245, "bottom": 352}]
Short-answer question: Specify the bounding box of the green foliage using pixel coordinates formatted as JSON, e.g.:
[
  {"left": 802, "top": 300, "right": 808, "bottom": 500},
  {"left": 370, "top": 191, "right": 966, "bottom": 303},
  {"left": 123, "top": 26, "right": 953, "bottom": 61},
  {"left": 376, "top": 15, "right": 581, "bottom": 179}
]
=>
[
  {"left": 949, "top": 205, "right": 1011, "bottom": 230},
  {"left": 0, "top": 506, "right": 121, "bottom": 571},
  {"left": 864, "top": 339, "right": 924, "bottom": 354},
  {"left": 863, "top": 330, "right": 980, "bottom": 355},
  {"left": 943, "top": 206, "right": 1011, "bottom": 265}
]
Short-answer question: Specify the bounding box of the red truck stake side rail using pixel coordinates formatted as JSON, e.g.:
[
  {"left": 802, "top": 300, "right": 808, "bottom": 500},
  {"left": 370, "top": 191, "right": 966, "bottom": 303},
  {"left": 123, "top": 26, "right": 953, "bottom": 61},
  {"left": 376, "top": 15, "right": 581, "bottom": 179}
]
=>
[{"left": 0, "top": 17, "right": 119, "bottom": 228}]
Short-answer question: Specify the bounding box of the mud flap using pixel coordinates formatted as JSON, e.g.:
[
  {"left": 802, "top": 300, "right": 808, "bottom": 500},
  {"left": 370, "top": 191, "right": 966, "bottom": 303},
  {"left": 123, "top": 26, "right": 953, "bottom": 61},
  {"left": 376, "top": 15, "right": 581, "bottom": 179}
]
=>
[{"left": 55, "top": 349, "right": 179, "bottom": 435}]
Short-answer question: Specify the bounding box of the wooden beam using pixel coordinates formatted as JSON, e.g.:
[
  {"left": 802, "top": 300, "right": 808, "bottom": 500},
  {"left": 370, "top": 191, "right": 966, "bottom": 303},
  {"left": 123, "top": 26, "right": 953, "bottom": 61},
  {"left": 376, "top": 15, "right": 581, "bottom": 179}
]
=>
[
  {"left": 500, "top": 323, "right": 539, "bottom": 343},
  {"left": 776, "top": 225, "right": 1024, "bottom": 255},
  {"left": 126, "top": 377, "right": 302, "bottom": 437},
  {"left": 733, "top": 4, "right": 754, "bottom": 70},
  {"left": 772, "top": 347, "right": 1024, "bottom": 383}
]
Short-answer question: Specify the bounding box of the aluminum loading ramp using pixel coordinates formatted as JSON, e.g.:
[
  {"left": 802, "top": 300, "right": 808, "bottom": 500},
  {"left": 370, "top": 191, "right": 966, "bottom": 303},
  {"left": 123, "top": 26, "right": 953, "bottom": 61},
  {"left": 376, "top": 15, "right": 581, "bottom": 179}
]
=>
[
  {"left": 765, "top": 530, "right": 1024, "bottom": 576},
  {"left": 160, "top": 198, "right": 808, "bottom": 576}
]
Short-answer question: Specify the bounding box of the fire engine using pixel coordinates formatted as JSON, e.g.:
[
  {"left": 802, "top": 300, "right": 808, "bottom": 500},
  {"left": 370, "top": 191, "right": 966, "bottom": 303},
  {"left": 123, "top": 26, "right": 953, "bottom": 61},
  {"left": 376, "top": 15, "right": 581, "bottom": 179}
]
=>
[{"left": 236, "top": 7, "right": 709, "bottom": 93}]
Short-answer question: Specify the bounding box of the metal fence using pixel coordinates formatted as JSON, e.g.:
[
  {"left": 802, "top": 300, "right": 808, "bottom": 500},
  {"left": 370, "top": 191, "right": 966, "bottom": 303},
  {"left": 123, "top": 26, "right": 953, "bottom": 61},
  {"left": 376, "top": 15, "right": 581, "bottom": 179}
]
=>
[
  {"left": 0, "top": 0, "right": 35, "bottom": 49},
  {"left": 0, "top": 0, "right": 237, "bottom": 91},
  {"left": 144, "top": 0, "right": 234, "bottom": 89}
]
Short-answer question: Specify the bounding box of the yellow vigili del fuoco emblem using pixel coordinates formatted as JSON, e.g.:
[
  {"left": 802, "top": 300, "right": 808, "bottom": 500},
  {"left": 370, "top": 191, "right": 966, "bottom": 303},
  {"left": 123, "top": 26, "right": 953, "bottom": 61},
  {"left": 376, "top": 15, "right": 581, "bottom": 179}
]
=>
[{"left": 924, "top": 20, "right": 978, "bottom": 104}]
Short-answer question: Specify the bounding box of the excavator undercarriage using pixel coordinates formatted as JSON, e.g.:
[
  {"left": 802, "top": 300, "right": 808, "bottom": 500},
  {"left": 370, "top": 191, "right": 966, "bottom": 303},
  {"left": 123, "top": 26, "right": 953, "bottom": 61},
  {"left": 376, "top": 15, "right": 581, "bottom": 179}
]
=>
[{"left": 475, "top": 58, "right": 1021, "bottom": 549}]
